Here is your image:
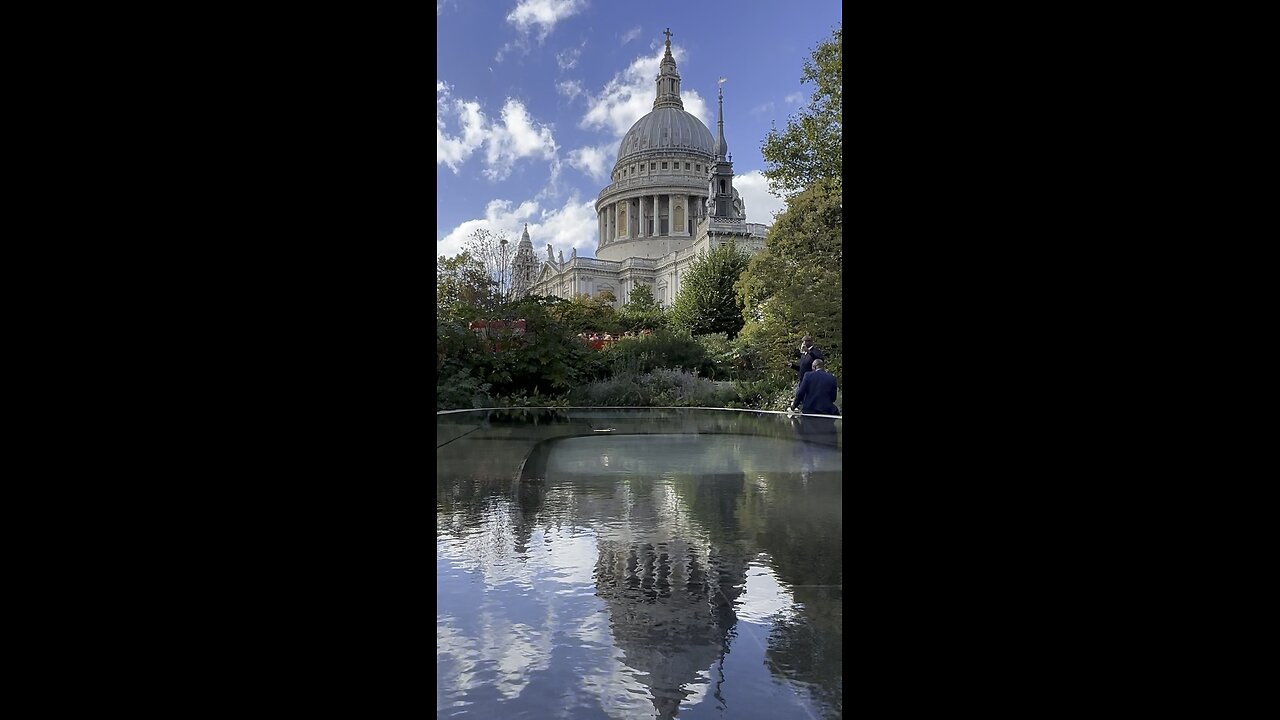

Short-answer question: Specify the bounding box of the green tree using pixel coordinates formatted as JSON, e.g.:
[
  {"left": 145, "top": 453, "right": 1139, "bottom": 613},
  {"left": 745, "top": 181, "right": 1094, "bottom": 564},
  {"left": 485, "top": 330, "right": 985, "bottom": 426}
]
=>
[
  {"left": 668, "top": 241, "right": 751, "bottom": 338},
  {"left": 619, "top": 284, "right": 665, "bottom": 332},
  {"left": 735, "top": 177, "right": 842, "bottom": 378},
  {"left": 761, "top": 23, "right": 842, "bottom": 198},
  {"left": 550, "top": 290, "right": 623, "bottom": 335},
  {"left": 480, "top": 297, "right": 594, "bottom": 397},
  {"left": 437, "top": 251, "right": 490, "bottom": 322}
]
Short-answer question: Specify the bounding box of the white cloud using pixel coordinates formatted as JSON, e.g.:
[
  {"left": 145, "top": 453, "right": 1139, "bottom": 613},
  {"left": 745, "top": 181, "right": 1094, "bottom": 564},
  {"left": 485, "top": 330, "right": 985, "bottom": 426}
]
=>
[
  {"left": 495, "top": 39, "right": 524, "bottom": 63},
  {"left": 438, "top": 198, "right": 541, "bottom": 259},
  {"left": 733, "top": 170, "right": 786, "bottom": 225},
  {"left": 437, "top": 193, "right": 600, "bottom": 260},
  {"left": 749, "top": 101, "right": 775, "bottom": 116},
  {"left": 506, "top": 0, "right": 586, "bottom": 41},
  {"left": 580, "top": 45, "right": 711, "bottom": 138},
  {"left": 556, "top": 46, "right": 581, "bottom": 70},
  {"left": 535, "top": 194, "right": 599, "bottom": 256},
  {"left": 437, "top": 81, "right": 488, "bottom": 172},
  {"left": 437, "top": 82, "right": 559, "bottom": 180},
  {"left": 620, "top": 26, "right": 642, "bottom": 44},
  {"left": 567, "top": 142, "right": 616, "bottom": 182},
  {"left": 536, "top": 156, "right": 565, "bottom": 202},
  {"left": 785, "top": 91, "right": 805, "bottom": 105},
  {"left": 483, "top": 99, "right": 559, "bottom": 181},
  {"left": 556, "top": 80, "right": 584, "bottom": 100}
]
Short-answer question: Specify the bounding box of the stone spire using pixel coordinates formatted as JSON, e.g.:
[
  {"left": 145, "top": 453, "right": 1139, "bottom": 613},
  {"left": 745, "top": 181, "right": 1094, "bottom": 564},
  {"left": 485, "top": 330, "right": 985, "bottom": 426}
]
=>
[
  {"left": 714, "top": 82, "right": 728, "bottom": 159},
  {"left": 708, "top": 81, "right": 738, "bottom": 220},
  {"left": 511, "top": 222, "right": 539, "bottom": 299},
  {"left": 653, "top": 28, "right": 684, "bottom": 110}
]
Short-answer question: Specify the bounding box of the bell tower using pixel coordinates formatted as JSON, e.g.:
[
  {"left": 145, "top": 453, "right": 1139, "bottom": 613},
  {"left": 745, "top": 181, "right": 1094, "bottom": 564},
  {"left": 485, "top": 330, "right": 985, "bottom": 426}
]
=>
[{"left": 707, "top": 83, "right": 739, "bottom": 219}]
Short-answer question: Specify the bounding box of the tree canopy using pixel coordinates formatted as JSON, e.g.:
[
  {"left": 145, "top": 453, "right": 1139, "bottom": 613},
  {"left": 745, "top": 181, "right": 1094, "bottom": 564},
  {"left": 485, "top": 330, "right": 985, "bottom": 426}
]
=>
[
  {"left": 735, "top": 177, "right": 842, "bottom": 378},
  {"left": 550, "top": 290, "right": 624, "bottom": 335},
  {"left": 761, "top": 23, "right": 842, "bottom": 199},
  {"left": 668, "top": 241, "right": 751, "bottom": 338},
  {"left": 437, "top": 251, "right": 490, "bottom": 322},
  {"left": 620, "top": 284, "right": 665, "bottom": 332},
  {"left": 463, "top": 228, "right": 518, "bottom": 308}
]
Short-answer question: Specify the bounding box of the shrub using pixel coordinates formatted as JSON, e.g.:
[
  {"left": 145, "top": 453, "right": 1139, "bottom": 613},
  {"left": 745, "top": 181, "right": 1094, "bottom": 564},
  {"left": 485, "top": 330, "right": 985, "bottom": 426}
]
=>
[
  {"left": 492, "top": 390, "right": 571, "bottom": 407},
  {"left": 436, "top": 366, "right": 492, "bottom": 411},
  {"left": 596, "top": 329, "right": 707, "bottom": 376},
  {"left": 571, "top": 369, "right": 734, "bottom": 407},
  {"left": 726, "top": 375, "right": 795, "bottom": 411}
]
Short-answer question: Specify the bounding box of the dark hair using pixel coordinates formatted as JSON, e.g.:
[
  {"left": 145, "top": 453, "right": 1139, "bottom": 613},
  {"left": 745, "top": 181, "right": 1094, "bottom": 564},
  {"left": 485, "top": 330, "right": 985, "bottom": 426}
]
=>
[{"left": 812, "top": 358, "right": 825, "bottom": 370}]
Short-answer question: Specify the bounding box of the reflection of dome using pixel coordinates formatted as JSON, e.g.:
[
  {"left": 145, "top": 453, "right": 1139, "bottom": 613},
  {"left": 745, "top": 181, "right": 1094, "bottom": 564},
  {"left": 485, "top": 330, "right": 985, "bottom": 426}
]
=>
[{"left": 616, "top": 107, "right": 715, "bottom": 167}]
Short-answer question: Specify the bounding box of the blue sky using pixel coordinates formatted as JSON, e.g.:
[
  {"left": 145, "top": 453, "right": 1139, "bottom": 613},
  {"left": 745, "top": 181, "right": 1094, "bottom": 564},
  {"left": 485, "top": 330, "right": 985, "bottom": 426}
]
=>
[{"left": 436, "top": 0, "right": 842, "bottom": 260}]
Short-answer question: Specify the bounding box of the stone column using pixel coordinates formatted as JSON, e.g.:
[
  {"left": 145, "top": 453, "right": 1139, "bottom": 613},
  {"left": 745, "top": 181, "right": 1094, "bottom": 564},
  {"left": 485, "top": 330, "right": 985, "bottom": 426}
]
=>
[
  {"left": 639, "top": 196, "right": 647, "bottom": 238},
  {"left": 654, "top": 193, "right": 661, "bottom": 235},
  {"left": 668, "top": 193, "right": 674, "bottom": 236}
]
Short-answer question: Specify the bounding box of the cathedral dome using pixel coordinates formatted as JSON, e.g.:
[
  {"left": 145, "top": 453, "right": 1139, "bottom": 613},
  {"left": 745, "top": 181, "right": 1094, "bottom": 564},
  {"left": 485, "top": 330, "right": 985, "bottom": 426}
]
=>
[{"left": 615, "top": 107, "right": 716, "bottom": 166}]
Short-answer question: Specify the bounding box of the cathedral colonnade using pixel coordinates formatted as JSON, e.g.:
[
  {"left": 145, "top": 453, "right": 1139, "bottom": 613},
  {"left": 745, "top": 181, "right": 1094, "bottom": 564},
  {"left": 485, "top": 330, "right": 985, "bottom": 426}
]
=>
[{"left": 598, "top": 195, "right": 706, "bottom": 243}]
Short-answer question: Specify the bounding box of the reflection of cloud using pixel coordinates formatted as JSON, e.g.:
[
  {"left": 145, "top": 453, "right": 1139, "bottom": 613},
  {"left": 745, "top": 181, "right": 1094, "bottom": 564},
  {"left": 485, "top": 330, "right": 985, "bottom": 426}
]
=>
[
  {"left": 736, "top": 557, "right": 798, "bottom": 623},
  {"left": 435, "top": 620, "right": 475, "bottom": 712},
  {"left": 490, "top": 620, "right": 549, "bottom": 698},
  {"left": 437, "top": 613, "right": 553, "bottom": 705},
  {"left": 545, "top": 525, "right": 598, "bottom": 585}
]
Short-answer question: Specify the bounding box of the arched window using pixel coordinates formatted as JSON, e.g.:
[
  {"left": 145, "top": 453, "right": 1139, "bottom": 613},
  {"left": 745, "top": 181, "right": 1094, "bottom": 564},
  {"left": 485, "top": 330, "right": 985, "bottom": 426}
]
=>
[{"left": 720, "top": 179, "right": 726, "bottom": 193}]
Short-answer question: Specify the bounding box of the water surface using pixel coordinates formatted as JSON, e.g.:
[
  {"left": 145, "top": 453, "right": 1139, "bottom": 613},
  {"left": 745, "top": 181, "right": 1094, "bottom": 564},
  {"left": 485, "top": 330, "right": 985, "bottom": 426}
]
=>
[{"left": 437, "top": 408, "right": 842, "bottom": 719}]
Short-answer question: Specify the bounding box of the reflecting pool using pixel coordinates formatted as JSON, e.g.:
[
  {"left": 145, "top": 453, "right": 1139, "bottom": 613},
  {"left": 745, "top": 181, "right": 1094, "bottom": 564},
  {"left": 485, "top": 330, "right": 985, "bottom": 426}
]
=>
[{"left": 437, "top": 408, "right": 842, "bottom": 719}]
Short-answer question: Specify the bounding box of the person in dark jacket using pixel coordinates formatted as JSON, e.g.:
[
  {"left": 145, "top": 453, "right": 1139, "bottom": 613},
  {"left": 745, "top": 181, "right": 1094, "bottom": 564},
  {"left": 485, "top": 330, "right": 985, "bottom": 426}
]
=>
[
  {"left": 790, "top": 335, "right": 825, "bottom": 383},
  {"left": 792, "top": 359, "right": 840, "bottom": 415}
]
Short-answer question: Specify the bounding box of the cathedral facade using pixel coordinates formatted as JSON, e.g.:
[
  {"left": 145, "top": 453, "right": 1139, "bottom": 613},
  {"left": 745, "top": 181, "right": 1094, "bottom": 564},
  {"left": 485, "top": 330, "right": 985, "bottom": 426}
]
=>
[{"left": 521, "top": 30, "right": 769, "bottom": 308}]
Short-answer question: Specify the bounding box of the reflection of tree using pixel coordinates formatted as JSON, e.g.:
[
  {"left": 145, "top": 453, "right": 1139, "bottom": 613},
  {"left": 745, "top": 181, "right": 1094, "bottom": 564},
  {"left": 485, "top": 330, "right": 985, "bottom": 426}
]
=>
[
  {"left": 765, "top": 587, "right": 842, "bottom": 719},
  {"left": 669, "top": 471, "right": 749, "bottom": 545},
  {"left": 737, "top": 465, "right": 843, "bottom": 719}
]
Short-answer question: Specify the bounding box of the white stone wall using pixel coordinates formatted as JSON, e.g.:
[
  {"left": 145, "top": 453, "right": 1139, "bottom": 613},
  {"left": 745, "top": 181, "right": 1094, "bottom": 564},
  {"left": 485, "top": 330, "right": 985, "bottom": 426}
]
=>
[{"left": 596, "top": 236, "right": 693, "bottom": 263}]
